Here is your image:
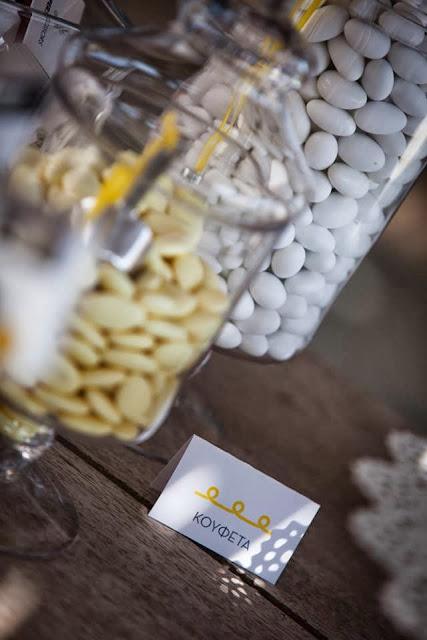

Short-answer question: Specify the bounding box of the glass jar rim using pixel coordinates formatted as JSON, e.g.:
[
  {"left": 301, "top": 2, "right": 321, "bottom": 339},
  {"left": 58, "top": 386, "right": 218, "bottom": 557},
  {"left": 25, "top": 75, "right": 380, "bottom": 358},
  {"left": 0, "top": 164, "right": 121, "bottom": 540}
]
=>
[{"left": 54, "top": 32, "right": 307, "bottom": 232}]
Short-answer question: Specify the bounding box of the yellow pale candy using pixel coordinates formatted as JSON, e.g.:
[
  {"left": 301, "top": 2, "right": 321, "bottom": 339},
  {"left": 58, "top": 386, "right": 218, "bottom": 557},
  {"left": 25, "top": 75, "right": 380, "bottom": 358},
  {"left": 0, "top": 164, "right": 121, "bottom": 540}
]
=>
[
  {"left": 172, "top": 203, "right": 204, "bottom": 237},
  {"left": 60, "top": 414, "right": 112, "bottom": 437},
  {"left": 80, "top": 294, "right": 145, "bottom": 330},
  {"left": 1, "top": 379, "right": 45, "bottom": 416},
  {"left": 154, "top": 342, "right": 195, "bottom": 373},
  {"left": 145, "top": 377, "right": 179, "bottom": 426},
  {"left": 174, "top": 254, "right": 204, "bottom": 291},
  {"left": 6, "top": 112, "right": 232, "bottom": 444},
  {"left": 196, "top": 289, "right": 228, "bottom": 314},
  {"left": 155, "top": 233, "right": 196, "bottom": 257},
  {"left": 144, "top": 319, "right": 188, "bottom": 341},
  {"left": 47, "top": 185, "right": 77, "bottom": 211},
  {"left": 203, "top": 266, "right": 227, "bottom": 292},
  {"left": 103, "top": 349, "right": 158, "bottom": 374},
  {"left": 145, "top": 250, "right": 174, "bottom": 281},
  {"left": 151, "top": 370, "right": 168, "bottom": 396},
  {"left": 77, "top": 146, "right": 106, "bottom": 172},
  {"left": 86, "top": 389, "right": 121, "bottom": 425},
  {"left": 141, "top": 289, "right": 196, "bottom": 318},
  {"left": 115, "top": 376, "right": 153, "bottom": 423},
  {"left": 9, "top": 165, "right": 43, "bottom": 205},
  {"left": 69, "top": 314, "right": 106, "bottom": 350},
  {"left": 110, "top": 332, "right": 154, "bottom": 351},
  {"left": 62, "top": 168, "right": 100, "bottom": 199},
  {"left": 156, "top": 174, "right": 174, "bottom": 198},
  {"left": 138, "top": 188, "right": 169, "bottom": 215},
  {"left": 63, "top": 336, "right": 99, "bottom": 368},
  {"left": 35, "top": 387, "right": 89, "bottom": 416},
  {"left": 42, "top": 354, "right": 81, "bottom": 395},
  {"left": 98, "top": 263, "right": 135, "bottom": 299},
  {"left": 144, "top": 211, "right": 185, "bottom": 236},
  {"left": 115, "top": 150, "right": 139, "bottom": 166},
  {"left": 181, "top": 312, "right": 221, "bottom": 342},
  {"left": 135, "top": 271, "right": 163, "bottom": 292},
  {"left": 113, "top": 421, "right": 140, "bottom": 442},
  {"left": 80, "top": 369, "right": 125, "bottom": 388},
  {"left": 16, "top": 146, "right": 42, "bottom": 167},
  {"left": 42, "top": 149, "right": 73, "bottom": 185}
]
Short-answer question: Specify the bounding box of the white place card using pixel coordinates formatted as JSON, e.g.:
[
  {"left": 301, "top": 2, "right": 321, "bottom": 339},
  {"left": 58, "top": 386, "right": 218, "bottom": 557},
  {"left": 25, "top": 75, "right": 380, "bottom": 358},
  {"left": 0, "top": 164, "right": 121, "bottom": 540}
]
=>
[
  {"left": 149, "top": 435, "right": 320, "bottom": 585},
  {"left": 24, "top": 0, "right": 85, "bottom": 76}
]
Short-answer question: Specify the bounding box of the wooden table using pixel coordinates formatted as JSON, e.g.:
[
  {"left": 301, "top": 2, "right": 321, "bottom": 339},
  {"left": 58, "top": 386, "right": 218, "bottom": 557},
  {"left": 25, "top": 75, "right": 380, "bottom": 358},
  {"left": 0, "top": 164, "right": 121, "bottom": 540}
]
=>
[{"left": 4, "top": 353, "right": 409, "bottom": 640}]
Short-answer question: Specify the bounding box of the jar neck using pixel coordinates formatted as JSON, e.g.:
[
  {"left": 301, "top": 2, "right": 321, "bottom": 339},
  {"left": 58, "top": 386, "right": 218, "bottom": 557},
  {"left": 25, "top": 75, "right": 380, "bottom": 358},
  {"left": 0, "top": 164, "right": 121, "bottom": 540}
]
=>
[{"left": 176, "top": 0, "right": 313, "bottom": 87}]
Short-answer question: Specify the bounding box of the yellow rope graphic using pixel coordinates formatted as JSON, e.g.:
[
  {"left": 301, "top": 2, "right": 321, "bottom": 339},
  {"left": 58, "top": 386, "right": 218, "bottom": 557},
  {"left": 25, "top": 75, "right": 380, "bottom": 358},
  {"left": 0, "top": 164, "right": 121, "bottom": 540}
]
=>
[{"left": 195, "top": 485, "right": 272, "bottom": 536}]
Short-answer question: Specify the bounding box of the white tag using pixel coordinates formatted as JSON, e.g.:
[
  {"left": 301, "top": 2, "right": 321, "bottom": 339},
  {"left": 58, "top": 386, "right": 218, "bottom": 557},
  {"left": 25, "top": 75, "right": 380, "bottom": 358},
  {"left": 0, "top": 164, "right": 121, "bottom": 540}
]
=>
[
  {"left": 23, "top": 0, "right": 85, "bottom": 76},
  {"left": 149, "top": 435, "right": 320, "bottom": 585}
]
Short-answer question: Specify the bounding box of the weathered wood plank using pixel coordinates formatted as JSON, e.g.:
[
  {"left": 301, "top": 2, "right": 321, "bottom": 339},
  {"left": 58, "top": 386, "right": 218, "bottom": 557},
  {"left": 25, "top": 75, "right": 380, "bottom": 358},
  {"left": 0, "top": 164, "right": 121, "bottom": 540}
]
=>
[
  {"left": 67, "top": 352, "right": 408, "bottom": 640},
  {"left": 192, "top": 353, "right": 408, "bottom": 640},
  {"left": 7, "top": 443, "right": 313, "bottom": 640},
  {"left": 61, "top": 384, "right": 223, "bottom": 502}
]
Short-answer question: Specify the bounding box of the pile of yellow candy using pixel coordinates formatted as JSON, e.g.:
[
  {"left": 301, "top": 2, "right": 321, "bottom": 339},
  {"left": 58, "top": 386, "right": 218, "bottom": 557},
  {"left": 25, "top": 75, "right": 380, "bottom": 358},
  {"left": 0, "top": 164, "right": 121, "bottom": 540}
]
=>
[{"left": 4, "top": 144, "right": 228, "bottom": 441}]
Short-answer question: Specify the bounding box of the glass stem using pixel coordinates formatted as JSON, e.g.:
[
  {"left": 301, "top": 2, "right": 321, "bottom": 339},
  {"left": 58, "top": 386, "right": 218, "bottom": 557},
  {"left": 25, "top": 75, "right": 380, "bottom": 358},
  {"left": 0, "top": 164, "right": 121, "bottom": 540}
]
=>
[{"left": 0, "top": 407, "right": 54, "bottom": 483}]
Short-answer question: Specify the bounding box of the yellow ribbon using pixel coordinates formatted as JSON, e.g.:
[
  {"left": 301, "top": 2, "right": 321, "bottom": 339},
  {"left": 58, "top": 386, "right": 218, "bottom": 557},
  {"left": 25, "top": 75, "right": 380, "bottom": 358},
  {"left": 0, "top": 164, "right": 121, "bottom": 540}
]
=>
[
  {"left": 290, "top": 0, "right": 327, "bottom": 30},
  {"left": 87, "top": 111, "right": 180, "bottom": 221},
  {"left": 192, "top": 0, "right": 328, "bottom": 174},
  {"left": 193, "top": 36, "right": 282, "bottom": 174}
]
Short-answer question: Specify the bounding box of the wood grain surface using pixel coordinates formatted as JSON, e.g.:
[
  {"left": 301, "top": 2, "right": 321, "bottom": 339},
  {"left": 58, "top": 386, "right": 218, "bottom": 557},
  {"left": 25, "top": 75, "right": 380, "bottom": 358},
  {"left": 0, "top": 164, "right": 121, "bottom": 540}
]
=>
[
  {"left": 2, "top": 4, "right": 411, "bottom": 640},
  {"left": 52, "top": 352, "right": 409, "bottom": 640},
  {"left": 6, "top": 443, "right": 313, "bottom": 640}
]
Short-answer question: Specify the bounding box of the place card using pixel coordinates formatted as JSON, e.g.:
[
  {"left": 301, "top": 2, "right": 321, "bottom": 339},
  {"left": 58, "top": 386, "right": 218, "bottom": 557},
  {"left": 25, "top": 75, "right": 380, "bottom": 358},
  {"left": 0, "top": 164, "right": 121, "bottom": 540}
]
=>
[
  {"left": 24, "top": 0, "right": 85, "bottom": 76},
  {"left": 149, "top": 435, "right": 320, "bottom": 585}
]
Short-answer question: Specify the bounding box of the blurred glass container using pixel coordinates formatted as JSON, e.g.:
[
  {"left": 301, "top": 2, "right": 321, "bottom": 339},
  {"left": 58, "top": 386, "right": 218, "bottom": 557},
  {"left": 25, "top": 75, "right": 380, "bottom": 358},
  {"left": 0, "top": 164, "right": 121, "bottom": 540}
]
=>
[
  {"left": 0, "top": 1, "right": 83, "bottom": 559},
  {"left": 0, "top": 0, "right": 191, "bottom": 559},
  {"left": 0, "top": 5, "right": 314, "bottom": 446},
  {"left": 0, "top": 0, "right": 175, "bottom": 558},
  {"left": 0, "top": 1, "right": 313, "bottom": 557}
]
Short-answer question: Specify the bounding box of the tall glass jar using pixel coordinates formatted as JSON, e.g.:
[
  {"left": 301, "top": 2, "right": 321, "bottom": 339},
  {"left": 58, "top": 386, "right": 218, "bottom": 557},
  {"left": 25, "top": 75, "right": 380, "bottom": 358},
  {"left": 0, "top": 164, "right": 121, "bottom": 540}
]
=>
[
  {"left": 181, "top": 0, "right": 427, "bottom": 362},
  {"left": 0, "top": 1, "right": 315, "bottom": 557},
  {"left": 0, "top": 3, "right": 315, "bottom": 560}
]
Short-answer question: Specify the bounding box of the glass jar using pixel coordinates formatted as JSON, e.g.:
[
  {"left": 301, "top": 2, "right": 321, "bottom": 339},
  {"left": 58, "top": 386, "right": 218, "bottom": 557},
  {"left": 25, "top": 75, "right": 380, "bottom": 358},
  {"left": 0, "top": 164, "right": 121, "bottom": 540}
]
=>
[
  {"left": 0, "top": 2, "right": 312, "bottom": 557},
  {"left": 183, "top": 0, "right": 427, "bottom": 362},
  {"left": 0, "top": 12, "right": 314, "bottom": 442},
  {"left": 0, "top": 0, "right": 86, "bottom": 558}
]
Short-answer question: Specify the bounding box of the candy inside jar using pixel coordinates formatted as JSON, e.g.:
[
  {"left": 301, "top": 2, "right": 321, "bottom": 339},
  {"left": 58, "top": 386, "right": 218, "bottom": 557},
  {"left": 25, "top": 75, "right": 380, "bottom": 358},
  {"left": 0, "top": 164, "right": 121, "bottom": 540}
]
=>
[
  {"left": 181, "top": 0, "right": 427, "bottom": 361},
  {"left": 5, "top": 147, "right": 228, "bottom": 442}
]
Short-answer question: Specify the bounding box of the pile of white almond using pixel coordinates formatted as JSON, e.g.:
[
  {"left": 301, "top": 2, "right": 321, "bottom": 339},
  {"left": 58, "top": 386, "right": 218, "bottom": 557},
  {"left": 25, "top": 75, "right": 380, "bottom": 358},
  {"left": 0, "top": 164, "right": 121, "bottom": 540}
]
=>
[
  {"left": 180, "top": 0, "right": 427, "bottom": 361},
  {"left": 4, "top": 145, "right": 228, "bottom": 441}
]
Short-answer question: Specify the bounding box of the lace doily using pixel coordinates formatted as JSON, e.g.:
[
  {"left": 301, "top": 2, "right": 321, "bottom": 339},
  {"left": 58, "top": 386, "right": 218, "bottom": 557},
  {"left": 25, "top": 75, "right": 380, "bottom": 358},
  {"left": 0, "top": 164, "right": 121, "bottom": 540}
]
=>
[{"left": 350, "top": 431, "right": 427, "bottom": 640}]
